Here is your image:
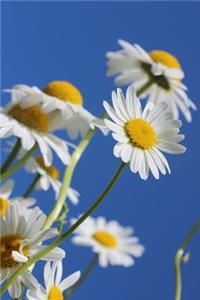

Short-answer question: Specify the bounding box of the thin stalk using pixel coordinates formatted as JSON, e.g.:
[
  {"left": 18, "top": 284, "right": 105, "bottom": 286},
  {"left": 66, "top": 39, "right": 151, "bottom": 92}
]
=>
[
  {"left": 0, "top": 162, "right": 125, "bottom": 296},
  {"left": 174, "top": 219, "right": 200, "bottom": 300},
  {"left": 43, "top": 80, "right": 153, "bottom": 230},
  {"left": 65, "top": 254, "right": 98, "bottom": 299},
  {"left": 137, "top": 78, "right": 154, "bottom": 96},
  {"left": 0, "top": 144, "right": 38, "bottom": 181},
  {"left": 43, "top": 128, "right": 96, "bottom": 229},
  {"left": 23, "top": 174, "right": 41, "bottom": 198},
  {"left": 0, "top": 138, "right": 21, "bottom": 174}
]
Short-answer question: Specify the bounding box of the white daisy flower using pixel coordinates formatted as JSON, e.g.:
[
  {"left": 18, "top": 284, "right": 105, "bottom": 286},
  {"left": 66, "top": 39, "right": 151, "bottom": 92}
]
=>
[
  {"left": 27, "top": 261, "right": 80, "bottom": 300},
  {"left": 71, "top": 216, "right": 144, "bottom": 268},
  {"left": 25, "top": 156, "right": 80, "bottom": 205},
  {"left": 0, "top": 179, "right": 36, "bottom": 218},
  {"left": 0, "top": 205, "right": 65, "bottom": 299},
  {"left": 103, "top": 85, "right": 186, "bottom": 180},
  {"left": 0, "top": 101, "right": 70, "bottom": 166},
  {"left": 106, "top": 40, "right": 196, "bottom": 122},
  {"left": 5, "top": 81, "right": 107, "bottom": 139}
]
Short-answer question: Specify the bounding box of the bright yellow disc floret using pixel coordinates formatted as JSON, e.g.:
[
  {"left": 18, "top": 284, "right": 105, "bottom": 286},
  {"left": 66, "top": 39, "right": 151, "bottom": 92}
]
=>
[
  {"left": 93, "top": 231, "right": 118, "bottom": 248},
  {"left": 0, "top": 198, "right": 10, "bottom": 217},
  {"left": 125, "top": 118, "right": 157, "bottom": 149},
  {"left": 43, "top": 81, "right": 83, "bottom": 105},
  {"left": 149, "top": 50, "right": 181, "bottom": 69},
  {"left": 48, "top": 286, "right": 64, "bottom": 300}
]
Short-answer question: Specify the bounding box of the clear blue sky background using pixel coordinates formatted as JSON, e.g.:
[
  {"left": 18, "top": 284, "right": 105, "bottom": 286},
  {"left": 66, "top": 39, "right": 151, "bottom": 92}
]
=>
[{"left": 2, "top": 2, "right": 200, "bottom": 300}]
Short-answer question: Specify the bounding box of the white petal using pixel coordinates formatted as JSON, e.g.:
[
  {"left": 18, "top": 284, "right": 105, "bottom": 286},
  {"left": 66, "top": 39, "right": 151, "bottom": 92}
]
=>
[{"left": 59, "top": 271, "right": 81, "bottom": 292}]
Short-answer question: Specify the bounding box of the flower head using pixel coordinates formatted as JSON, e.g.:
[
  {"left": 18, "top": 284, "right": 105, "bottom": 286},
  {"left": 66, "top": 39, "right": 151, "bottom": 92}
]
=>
[
  {"left": 0, "top": 101, "right": 70, "bottom": 166},
  {"left": 0, "top": 205, "right": 65, "bottom": 299},
  {"left": 71, "top": 216, "right": 144, "bottom": 267},
  {"left": 27, "top": 261, "right": 80, "bottom": 300},
  {"left": 4, "top": 82, "right": 107, "bottom": 139},
  {"left": 106, "top": 40, "right": 196, "bottom": 122},
  {"left": 103, "top": 85, "right": 186, "bottom": 180},
  {"left": 0, "top": 179, "right": 35, "bottom": 218},
  {"left": 25, "top": 156, "right": 80, "bottom": 204}
]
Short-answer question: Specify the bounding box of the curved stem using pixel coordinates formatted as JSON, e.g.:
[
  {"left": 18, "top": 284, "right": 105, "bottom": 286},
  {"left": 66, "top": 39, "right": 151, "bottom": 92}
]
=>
[
  {"left": 0, "top": 162, "right": 125, "bottom": 296},
  {"left": 43, "top": 128, "right": 96, "bottom": 229},
  {"left": 0, "top": 144, "right": 38, "bottom": 181},
  {"left": 43, "top": 80, "right": 153, "bottom": 230},
  {"left": 174, "top": 219, "right": 200, "bottom": 300},
  {"left": 0, "top": 138, "right": 21, "bottom": 174},
  {"left": 23, "top": 174, "right": 41, "bottom": 198},
  {"left": 65, "top": 254, "right": 98, "bottom": 299}
]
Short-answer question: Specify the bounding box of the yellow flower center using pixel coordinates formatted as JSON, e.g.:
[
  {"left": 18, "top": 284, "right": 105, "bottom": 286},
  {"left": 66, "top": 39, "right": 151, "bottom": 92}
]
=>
[
  {"left": 9, "top": 104, "right": 49, "bottom": 132},
  {"left": 0, "top": 197, "right": 10, "bottom": 217},
  {"left": 125, "top": 118, "right": 157, "bottom": 149},
  {"left": 149, "top": 50, "right": 181, "bottom": 69},
  {"left": 0, "top": 234, "right": 29, "bottom": 268},
  {"left": 43, "top": 81, "right": 83, "bottom": 106},
  {"left": 36, "top": 156, "right": 60, "bottom": 180},
  {"left": 93, "top": 231, "right": 118, "bottom": 248},
  {"left": 48, "top": 285, "right": 64, "bottom": 300}
]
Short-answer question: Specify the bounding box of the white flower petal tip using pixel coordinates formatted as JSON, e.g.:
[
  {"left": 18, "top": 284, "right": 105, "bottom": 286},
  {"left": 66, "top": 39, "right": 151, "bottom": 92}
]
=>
[
  {"left": 71, "top": 216, "right": 144, "bottom": 268},
  {"left": 106, "top": 40, "right": 196, "bottom": 122},
  {"left": 103, "top": 84, "right": 186, "bottom": 180}
]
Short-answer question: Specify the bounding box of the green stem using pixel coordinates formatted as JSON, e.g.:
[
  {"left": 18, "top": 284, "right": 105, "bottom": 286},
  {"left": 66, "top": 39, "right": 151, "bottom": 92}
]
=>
[
  {"left": 137, "top": 78, "right": 154, "bottom": 96},
  {"left": 0, "top": 162, "right": 125, "bottom": 297},
  {"left": 0, "top": 138, "right": 21, "bottom": 174},
  {"left": 174, "top": 219, "right": 200, "bottom": 300},
  {"left": 43, "top": 128, "right": 96, "bottom": 229},
  {"left": 43, "top": 80, "right": 153, "bottom": 230},
  {"left": 0, "top": 145, "right": 38, "bottom": 181},
  {"left": 23, "top": 174, "right": 41, "bottom": 198},
  {"left": 65, "top": 254, "right": 98, "bottom": 299}
]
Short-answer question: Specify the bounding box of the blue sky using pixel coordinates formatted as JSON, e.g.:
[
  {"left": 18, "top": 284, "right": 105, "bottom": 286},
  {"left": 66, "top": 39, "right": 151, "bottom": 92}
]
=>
[{"left": 2, "top": 2, "right": 200, "bottom": 300}]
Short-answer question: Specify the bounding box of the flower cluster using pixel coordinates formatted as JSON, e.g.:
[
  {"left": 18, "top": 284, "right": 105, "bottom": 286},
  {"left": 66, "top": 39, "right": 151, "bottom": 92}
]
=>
[{"left": 0, "top": 40, "right": 195, "bottom": 299}]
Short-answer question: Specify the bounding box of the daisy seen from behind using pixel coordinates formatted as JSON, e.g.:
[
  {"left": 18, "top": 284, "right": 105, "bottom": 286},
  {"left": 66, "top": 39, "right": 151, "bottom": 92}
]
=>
[
  {"left": 27, "top": 261, "right": 81, "bottom": 300},
  {"left": 106, "top": 39, "right": 196, "bottom": 122},
  {"left": 103, "top": 85, "right": 186, "bottom": 180},
  {"left": 0, "top": 205, "right": 65, "bottom": 299},
  {"left": 71, "top": 216, "right": 145, "bottom": 268}
]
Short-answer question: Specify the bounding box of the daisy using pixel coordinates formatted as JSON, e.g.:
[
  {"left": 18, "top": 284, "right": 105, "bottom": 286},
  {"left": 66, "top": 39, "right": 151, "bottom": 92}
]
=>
[
  {"left": 0, "top": 179, "right": 36, "bottom": 218},
  {"left": 0, "top": 100, "right": 70, "bottom": 166},
  {"left": 103, "top": 85, "right": 186, "bottom": 180},
  {"left": 27, "top": 261, "right": 80, "bottom": 300},
  {"left": 0, "top": 205, "right": 65, "bottom": 299},
  {"left": 71, "top": 216, "right": 144, "bottom": 268},
  {"left": 5, "top": 81, "right": 107, "bottom": 139},
  {"left": 106, "top": 40, "right": 196, "bottom": 122},
  {"left": 25, "top": 156, "right": 80, "bottom": 204}
]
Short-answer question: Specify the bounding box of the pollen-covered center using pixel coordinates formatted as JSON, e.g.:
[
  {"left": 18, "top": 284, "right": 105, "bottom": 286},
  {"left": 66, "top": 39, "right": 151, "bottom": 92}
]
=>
[
  {"left": 149, "top": 50, "right": 181, "bottom": 69},
  {"left": 0, "top": 234, "right": 29, "bottom": 268},
  {"left": 48, "top": 285, "right": 64, "bottom": 300},
  {"left": 0, "top": 197, "right": 10, "bottom": 217},
  {"left": 36, "top": 156, "right": 60, "bottom": 180},
  {"left": 93, "top": 231, "right": 118, "bottom": 248},
  {"left": 43, "top": 81, "right": 83, "bottom": 106},
  {"left": 9, "top": 104, "right": 49, "bottom": 132},
  {"left": 125, "top": 118, "right": 157, "bottom": 149}
]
